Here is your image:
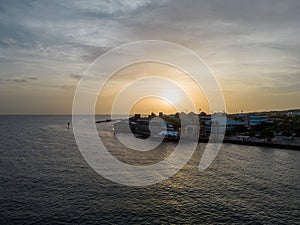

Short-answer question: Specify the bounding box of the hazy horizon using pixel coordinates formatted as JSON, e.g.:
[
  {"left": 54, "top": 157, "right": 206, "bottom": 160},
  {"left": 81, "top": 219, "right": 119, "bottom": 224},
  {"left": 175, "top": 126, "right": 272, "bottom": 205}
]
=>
[
  {"left": 1, "top": 107, "right": 300, "bottom": 116},
  {"left": 1, "top": 0, "right": 300, "bottom": 114}
]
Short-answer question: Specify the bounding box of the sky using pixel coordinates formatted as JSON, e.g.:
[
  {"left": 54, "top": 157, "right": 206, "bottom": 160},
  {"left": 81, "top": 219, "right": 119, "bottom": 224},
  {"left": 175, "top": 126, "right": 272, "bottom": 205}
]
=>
[{"left": 0, "top": 0, "right": 300, "bottom": 114}]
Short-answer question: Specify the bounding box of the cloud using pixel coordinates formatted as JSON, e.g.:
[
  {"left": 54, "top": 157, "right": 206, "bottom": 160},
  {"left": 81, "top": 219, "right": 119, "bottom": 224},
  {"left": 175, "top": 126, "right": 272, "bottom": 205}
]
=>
[
  {"left": 0, "top": 0, "right": 300, "bottom": 113},
  {"left": 4, "top": 77, "right": 38, "bottom": 83},
  {"left": 11, "top": 79, "right": 27, "bottom": 83},
  {"left": 61, "top": 85, "right": 76, "bottom": 90},
  {"left": 27, "top": 77, "right": 38, "bottom": 80},
  {"left": 70, "top": 74, "right": 82, "bottom": 80},
  {"left": 0, "top": 0, "right": 169, "bottom": 65},
  {"left": 59, "top": 0, "right": 165, "bottom": 16}
]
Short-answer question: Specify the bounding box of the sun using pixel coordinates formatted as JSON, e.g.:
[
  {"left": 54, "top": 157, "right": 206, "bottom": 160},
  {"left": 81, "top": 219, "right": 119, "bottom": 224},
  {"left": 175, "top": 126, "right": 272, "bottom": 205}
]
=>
[
  {"left": 129, "top": 97, "right": 177, "bottom": 115},
  {"left": 161, "top": 87, "right": 181, "bottom": 105}
]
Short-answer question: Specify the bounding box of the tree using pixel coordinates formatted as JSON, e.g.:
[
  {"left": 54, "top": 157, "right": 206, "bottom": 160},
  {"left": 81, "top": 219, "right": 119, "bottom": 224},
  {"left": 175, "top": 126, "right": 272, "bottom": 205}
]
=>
[
  {"left": 249, "top": 129, "right": 256, "bottom": 137},
  {"left": 282, "top": 130, "right": 292, "bottom": 137},
  {"left": 261, "top": 128, "right": 274, "bottom": 142}
]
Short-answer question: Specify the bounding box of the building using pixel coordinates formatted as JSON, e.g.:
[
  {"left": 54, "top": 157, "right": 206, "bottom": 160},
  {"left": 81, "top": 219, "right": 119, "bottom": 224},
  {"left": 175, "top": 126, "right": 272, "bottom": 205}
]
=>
[{"left": 249, "top": 115, "right": 268, "bottom": 126}]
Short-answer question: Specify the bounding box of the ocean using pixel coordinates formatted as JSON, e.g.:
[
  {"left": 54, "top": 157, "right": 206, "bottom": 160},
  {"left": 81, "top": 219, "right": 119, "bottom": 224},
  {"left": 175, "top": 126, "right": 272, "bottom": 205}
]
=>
[{"left": 0, "top": 115, "right": 299, "bottom": 224}]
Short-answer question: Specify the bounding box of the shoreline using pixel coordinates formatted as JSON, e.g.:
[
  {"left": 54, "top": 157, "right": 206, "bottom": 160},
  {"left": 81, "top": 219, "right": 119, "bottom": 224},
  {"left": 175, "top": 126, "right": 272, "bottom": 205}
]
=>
[
  {"left": 198, "top": 138, "right": 300, "bottom": 151},
  {"left": 132, "top": 133, "right": 300, "bottom": 151},
  {"left": 132, "top": 134, "right": 300, "bottom": 151}
]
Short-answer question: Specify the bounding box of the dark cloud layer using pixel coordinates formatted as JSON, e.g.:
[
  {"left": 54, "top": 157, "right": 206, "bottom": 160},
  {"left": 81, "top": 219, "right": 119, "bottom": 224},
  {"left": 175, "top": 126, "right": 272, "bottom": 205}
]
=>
[
  {"left": 4, "top": 77, "right": 38, "bottom": 83},
  {"left": 70, "top": 74, "right": 82, "bottom": 80}
]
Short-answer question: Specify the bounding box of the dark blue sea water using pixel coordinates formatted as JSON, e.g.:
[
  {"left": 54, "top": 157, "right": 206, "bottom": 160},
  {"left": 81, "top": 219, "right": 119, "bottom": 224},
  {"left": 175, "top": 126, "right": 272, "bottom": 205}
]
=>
[{"left": 0, "top": 115, "right": 299, "bottom": 224}]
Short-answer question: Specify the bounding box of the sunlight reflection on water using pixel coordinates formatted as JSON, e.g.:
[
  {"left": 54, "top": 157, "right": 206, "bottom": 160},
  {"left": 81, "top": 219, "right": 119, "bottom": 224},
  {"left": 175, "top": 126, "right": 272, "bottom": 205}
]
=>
[{"left": 0, "top": 115, "right": 299, "bottom": 224}]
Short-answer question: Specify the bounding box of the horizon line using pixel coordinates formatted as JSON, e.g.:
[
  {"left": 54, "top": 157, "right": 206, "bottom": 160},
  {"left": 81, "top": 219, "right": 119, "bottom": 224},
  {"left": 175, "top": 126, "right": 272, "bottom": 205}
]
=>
[{"left": 1, "top": 108, "right": 299, "bottom": 116}]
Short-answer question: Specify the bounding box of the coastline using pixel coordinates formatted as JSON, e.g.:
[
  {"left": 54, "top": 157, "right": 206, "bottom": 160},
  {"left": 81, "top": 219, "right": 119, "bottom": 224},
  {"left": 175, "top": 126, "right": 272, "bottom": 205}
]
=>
[
  {"left": 130, "top": 133, "right": 300, "bottom": 151},
  {"left": 198, "top": 138, "right": 300, "bottom": 151}
]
